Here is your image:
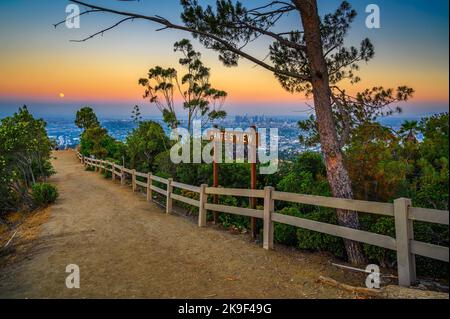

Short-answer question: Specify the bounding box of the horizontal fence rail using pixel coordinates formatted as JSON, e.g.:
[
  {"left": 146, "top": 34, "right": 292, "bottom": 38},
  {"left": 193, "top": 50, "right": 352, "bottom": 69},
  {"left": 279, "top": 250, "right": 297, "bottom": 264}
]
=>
[
  {"left": 272, "top": 191, "right": 395, "bottom": 216},
  {"left": 76, "top": 152, "right": 449, "bottom": 287}
]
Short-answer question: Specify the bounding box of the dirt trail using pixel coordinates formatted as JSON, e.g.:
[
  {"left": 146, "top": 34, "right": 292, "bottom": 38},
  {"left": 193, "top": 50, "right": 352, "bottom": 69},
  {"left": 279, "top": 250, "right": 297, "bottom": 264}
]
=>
[{"left": 0, "top": 150, "right": 365, "bottom": 298}]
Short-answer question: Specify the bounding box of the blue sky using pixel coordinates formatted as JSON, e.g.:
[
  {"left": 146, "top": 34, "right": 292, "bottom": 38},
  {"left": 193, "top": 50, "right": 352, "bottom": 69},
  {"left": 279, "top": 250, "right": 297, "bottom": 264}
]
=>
[{"left": 0, "top": 0, "right": 448, "bottom": 118}]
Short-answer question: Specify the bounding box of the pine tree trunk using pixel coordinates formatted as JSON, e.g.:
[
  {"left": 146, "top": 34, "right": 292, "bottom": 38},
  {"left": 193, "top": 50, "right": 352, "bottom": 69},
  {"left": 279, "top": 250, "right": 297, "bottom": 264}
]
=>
[{"left": 294, "top": 0, "right": 366, "bottom": 265}]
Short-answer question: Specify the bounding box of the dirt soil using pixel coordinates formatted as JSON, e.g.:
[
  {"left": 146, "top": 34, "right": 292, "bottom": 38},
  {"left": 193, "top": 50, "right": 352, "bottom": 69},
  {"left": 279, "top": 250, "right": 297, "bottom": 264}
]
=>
[{"left": 0, "top": 150, "right": 432, "bottom": 299}]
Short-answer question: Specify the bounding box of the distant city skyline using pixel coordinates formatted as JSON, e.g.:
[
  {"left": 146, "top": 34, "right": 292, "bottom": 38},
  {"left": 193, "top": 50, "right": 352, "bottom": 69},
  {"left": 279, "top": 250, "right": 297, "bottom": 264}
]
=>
[
  {"left": 0, "top": 99, "right": 447, "bottom": 120},
  {"left": 0, "top": 0, "right": 448, "bottom": 117}
]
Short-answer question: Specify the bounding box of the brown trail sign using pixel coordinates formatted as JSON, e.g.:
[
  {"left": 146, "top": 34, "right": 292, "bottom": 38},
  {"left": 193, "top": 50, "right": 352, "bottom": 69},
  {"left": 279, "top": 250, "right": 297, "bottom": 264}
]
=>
[{"left": 207, "top": 126, "right": 260, "bottom": 238}]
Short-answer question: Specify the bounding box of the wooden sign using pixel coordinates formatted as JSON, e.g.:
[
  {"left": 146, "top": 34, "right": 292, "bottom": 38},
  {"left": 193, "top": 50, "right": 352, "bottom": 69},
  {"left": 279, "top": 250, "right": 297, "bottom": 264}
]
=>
[
  {"left": 206, "top": 127, "right": 260, "bottom": 239},
  {"left": 206, "top": 129, "right": 259, "bottom": 146}
]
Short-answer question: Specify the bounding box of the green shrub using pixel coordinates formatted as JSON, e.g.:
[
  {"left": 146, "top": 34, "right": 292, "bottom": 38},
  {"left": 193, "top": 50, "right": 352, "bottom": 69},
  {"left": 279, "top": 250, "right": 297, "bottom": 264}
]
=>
[
  {"left": 360, "top": 215, "right": 398, "bottom": 270},
  {"left": 296, "top": 209, "right": 345, "bottom": 258},
  {"left": 32, "top": 183, "right": 58, "bottom": 206},
  {"left": 273, "top": 207, "right": 302, "bottom": 246},
  {"left": 361, "top": 214, "right": 449, "bottom": 278},
  {"left": 217, "top": 195, "right": 249, "bottom": 229},
  {"left": 102, "top": 170, "right": 112, "bottom": 179}
]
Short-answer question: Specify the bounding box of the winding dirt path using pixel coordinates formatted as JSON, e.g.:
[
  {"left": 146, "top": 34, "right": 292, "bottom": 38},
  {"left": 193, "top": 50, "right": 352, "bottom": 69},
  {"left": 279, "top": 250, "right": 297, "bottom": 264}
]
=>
[{"left": 0, "top": 150, "right": 364, "bottom": 298}]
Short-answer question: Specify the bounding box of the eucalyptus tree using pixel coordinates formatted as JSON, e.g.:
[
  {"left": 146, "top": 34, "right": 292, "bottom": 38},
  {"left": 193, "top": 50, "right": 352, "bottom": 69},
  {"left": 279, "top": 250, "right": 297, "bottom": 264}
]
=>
[
  {"left": 56, "top": 0, "right": 414, "bottom": 263},
  {"left": 138, "top": 39, "right": 227, "bottom": 131}
]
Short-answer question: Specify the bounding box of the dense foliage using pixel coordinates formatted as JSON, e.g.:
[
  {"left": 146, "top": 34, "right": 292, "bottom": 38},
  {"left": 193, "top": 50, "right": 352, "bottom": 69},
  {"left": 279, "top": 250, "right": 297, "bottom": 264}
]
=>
[
  {"left": 126, "top": 121, "right": 170, "bottom": 172},
  {"left": 0, "top": 106, "right": 55, "bottom": 218}
]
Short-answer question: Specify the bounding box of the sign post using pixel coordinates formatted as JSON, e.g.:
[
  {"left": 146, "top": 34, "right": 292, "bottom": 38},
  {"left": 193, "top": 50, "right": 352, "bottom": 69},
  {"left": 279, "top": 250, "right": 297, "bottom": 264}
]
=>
[
  {"left": 207, "top": 126, "right": 259, "bottom": 238},
  {"left": 249, "top": 125, "right": 258, "bottom": 239},
  {"left": 212, "top": 125, "right": 220, "bottom": 224}
]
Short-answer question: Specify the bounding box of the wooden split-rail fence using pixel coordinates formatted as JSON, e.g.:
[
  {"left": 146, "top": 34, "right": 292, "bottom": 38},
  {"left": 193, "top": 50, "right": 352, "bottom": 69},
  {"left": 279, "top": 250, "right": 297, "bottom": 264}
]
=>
[{"left": 77, "top": 152, "right": 449, "bottom": 287}]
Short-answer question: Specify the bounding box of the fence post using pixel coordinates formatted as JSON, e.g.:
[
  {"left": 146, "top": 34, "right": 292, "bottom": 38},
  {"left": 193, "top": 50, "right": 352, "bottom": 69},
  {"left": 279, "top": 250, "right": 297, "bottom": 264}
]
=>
[
  {"left": 81, "top": 155, "right": 85, "bottom": 165},
  {"left": 166, "top": 178, "right": 173, "bottom": 214},
  {"left": 111, "top": 163, "right": 115, "bottom": 181},
  {"left": 263, "top": 186, "right": 275, "bottom": 250},
  {"left": 394, "top": 198, "right": 416, "bottom": 286},
  {"left": 132, "top": 169, "right": 137, "bottom": 192},
  {"left": 121, "top": 167, "right": 125, "bottom": 186},
  {"left": 198, "top": 184, "right": 208, "bottom": 227},
  {"left": 147, "top": 173, "right": 153, "bottom": 202}
]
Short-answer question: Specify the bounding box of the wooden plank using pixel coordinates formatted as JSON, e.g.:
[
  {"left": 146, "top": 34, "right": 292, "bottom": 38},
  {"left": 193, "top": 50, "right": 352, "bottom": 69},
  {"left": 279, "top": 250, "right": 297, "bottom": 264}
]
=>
[
  {"left": 166, "top": 178, "right": 173, "bottom": 214},
  {"left": 146, "top": 173, "right": 152, "bottom": 202},
  {"left": 135, "top": 180, "right": 147, "bottom": 188},
  {"left": 151, "top": 185, "right": 167, "bottom": 196},
  {"left": 409, "top": 207, "right": 449, "bottom": 225},
  {"left": 410, "top": 240, "right": 449, "bottom": 262},
  {"left": 151, "top": 175, "right": 168, "bottom": 184},
  {"left": 204, "top": 203, "right": 264, "bottom": 219},
  {"left": 205, "top": 187, "right": 265, "bottom": 198},
  {"left": 263, "top": 187, "right": 274, "bottom": 250},
  {"left": 172, "top": 181, "right": 200, "bottom": 193},
  {"left": 198, "top": 184, "right": 207, "bottom": 227},
  {"left": 271, "top": 212, "right": 397, "bottom": 250},
  {"left": 394, "top": 198, "right": 416, "bottom": 286},
  {"left": 272, "top": 191, "right": 394, "bottom": 216},
  {"left": 171, "top": 193, "right": 200, "bottom": 207},
  {"left": 135, "top": 171, "right": 148, "bottom": 178},
  {"left": 122, "top": 168, "right": 133, "bottom": 174}
]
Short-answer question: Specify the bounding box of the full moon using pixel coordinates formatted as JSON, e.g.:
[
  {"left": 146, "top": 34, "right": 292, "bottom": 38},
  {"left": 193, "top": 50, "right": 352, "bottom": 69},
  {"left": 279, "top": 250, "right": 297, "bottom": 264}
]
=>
[{"left": 59, "top": 93, "right": 65, "bottom": 98}]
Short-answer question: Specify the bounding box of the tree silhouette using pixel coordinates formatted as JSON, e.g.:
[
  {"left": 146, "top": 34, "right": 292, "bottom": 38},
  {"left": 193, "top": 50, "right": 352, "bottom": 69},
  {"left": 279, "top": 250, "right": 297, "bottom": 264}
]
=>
[
  {"left": 55, "top": 0, "right": 414, "bottom": 264},
  {"left": 138, "top": 39, "right": 227, "bottom": 131},
  {"left": 131, "top": 105, "right": 143, "bottom": 124}
]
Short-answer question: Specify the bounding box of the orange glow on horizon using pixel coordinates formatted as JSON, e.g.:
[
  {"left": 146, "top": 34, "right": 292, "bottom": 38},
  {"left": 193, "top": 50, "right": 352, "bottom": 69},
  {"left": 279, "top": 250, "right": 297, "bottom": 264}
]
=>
[{"left": 0, "top": 47, "right": 448, "bottom": 108}]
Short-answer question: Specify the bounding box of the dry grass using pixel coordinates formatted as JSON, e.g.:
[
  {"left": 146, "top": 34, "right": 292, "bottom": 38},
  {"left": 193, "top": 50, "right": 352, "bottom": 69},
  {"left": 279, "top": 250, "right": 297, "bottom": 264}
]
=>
[{"left": 0, "top": 207, "right": 51, "bottom": 268}]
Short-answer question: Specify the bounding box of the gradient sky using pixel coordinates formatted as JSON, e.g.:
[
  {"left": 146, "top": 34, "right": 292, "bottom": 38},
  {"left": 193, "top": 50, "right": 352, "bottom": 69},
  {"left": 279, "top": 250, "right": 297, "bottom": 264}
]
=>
[{"left": 0, "top": 0, "right": 448, "bottom": 118}]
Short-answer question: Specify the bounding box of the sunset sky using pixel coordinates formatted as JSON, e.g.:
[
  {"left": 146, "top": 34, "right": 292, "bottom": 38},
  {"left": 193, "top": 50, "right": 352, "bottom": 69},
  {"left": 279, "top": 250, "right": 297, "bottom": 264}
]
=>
[{"left": 0, "top": 0, "right": 448, "bottom": 118}]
